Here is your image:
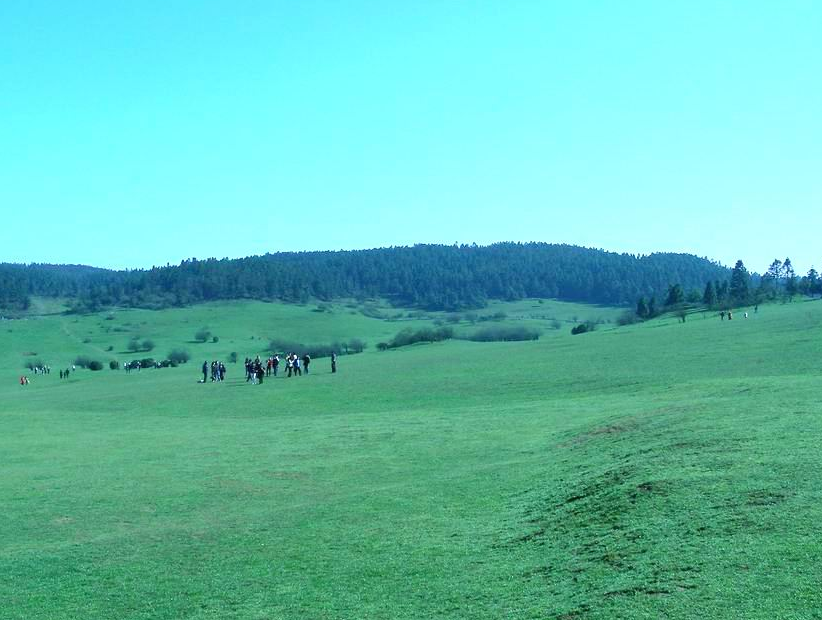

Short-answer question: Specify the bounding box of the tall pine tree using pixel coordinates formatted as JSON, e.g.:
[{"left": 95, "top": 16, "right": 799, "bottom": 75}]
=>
[
  {"left": 703, "top": 281, "right": 717, "bottom": 307},
  {"left": 729, "top": 260, "right": 750, "bottom": 305}
]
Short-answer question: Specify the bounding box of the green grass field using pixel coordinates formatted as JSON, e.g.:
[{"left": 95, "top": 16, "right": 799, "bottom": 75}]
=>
[{"left": 2, "top": 298, "right": 821, "bottom": 618}]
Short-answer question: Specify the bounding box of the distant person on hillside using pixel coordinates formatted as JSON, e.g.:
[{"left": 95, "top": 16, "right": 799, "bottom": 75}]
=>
[
  {"left": 728, "top": 311, "right": 733, "bottom": 320},
  {"left": 273, "top": 355, "right": 280, "bottom": 377},
  {"left": 720, "top": 311, "right": 725, "bottom": 321},
  {"left": 331, "top": 352, "right": 337, "bottom": 374},
  {"left": 20, "top": 376, "right": 26, "bottom": 386},
  {"left": 293, "top": 355, "right": 301, "bottom": 376},
  {"left": 754, "top": 304, "right": 759, "bottom": 313},
  {"left": 59, "top": 369, "right": 64, "bottom": 379},
  {"left": 286, "top": 355, "right": 293, "bottom": 377},
  {"left": 302, "top": 354, "right": 311, "bottom": 375},
  {"left": 219, "top": 362, "right": 226, "bottom": 381},
  {"left": 202, "top": 361, "right": 208, "bottom": 383}
]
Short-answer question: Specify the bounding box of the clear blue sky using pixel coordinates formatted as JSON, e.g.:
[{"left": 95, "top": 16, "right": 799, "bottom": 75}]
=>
[{"left": 1, "top": 1, "right": 820, "bottom": 273}]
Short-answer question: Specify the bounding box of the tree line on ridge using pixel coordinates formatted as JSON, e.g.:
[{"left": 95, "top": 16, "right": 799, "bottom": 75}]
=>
[{"left": 0, "top": 243, "right": 735, "bottom": 313}]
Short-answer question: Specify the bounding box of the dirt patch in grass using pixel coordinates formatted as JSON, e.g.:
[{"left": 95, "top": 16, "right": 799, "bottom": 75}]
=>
[
  {"left": 633, "top": 480, "right": 671, "bottom": 496},
  {"left": 52, "top": 516, "right": 73, "bottom": 525},
  {"left": 261, "top": 470, "right": 306, "bottom": 480},
  {"left": 746, "top": 489, "right": 793, "bottom": 506},
  {"left": 560, "top": 418, "right": 640, "bottom": 447}
]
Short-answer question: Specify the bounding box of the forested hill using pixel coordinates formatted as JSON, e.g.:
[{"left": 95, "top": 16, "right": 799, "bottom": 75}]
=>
[{"left": 1, "top": 243, "right": 729, "bottom": 312}]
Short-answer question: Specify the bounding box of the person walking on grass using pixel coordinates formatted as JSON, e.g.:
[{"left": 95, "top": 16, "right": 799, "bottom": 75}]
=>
[
  {"left": 202, "top": 361, "right": 208, "bottom": 383},
  {"left": 273, "top": 354, "right": 280, "bottom": 377},
  {"left": 331, "top": 352, "right": 337, "bottom": 374},
  {"left": 302, "top": 353, "right": 311, "bottom": 375}
]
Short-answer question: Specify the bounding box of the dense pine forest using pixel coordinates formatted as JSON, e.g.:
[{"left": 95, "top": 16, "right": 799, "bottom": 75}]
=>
[{"left": 1, "top": 243, "right": 732, "bottom": 312}]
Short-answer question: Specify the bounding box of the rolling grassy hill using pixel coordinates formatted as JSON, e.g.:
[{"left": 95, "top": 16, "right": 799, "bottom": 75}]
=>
[{"left": 1, "top": 298, "right": 820, "bottom": 618}]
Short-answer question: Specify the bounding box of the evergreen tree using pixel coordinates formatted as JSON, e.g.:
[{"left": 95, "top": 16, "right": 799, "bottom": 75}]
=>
[
  {"left": 636, "top": 297, "right": 649, "bottom": 318},
  {"left": 729, "top": 260, "right": 750, "bottom": 305},
  {"left": 717, "top": 280, "right": 729, "bottom": 305},
  {"left": 784, "top": 257, "right": 797, "bottom": 301},
  {"left": 703, "top": 281, "right": 717, "bottom": 307},
  {"left": 760, "top": 259, "right": 783, "bottom": 300},
  {"left": 647, "top": 296, "right": 657, "bottom": 318},
  {"left": 806, "top": 268, "right": 819, "bottom": 296},
  {"left": 665, "top": 284, "right": 685, "bottom": 307}
]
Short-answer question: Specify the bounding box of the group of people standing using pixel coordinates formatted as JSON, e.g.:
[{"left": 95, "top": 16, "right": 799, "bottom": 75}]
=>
[
  {"left": 247, "top": 353, "right": 310, "bottom": 383},
  {"left": 20, "top": 365, "right": 73, "bottom": 385},
  {"left": 203, "top": 360, "right": 227, "bottom": 382},
  {"left": 201, "top": 352, "right": 338, "bottom": 385}
]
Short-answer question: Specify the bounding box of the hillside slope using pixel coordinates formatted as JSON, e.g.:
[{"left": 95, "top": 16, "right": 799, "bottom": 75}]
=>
[{"left": 1, "top": 300, "right": 820, "bottom": 618}]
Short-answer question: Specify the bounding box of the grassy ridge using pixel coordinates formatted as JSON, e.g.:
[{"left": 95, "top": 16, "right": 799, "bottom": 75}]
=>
[{"left": 1, "top": 299, "right": 820, "bottom": 618}]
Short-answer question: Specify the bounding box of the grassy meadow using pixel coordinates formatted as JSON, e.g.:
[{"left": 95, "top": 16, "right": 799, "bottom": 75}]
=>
[{"left": 1, "top": 298, "right": 821, "bottom": 618}]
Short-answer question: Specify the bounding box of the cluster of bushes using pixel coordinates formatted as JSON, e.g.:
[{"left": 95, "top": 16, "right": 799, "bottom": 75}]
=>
[
  {"left": 617, "top": 311, "right": 641, "bottom": 326},
  {"left": 167, "top": 349, "right": 191, "bottom": 364},
  {"left": 129, "top": 357, "right": 156, "bottom": 368},
  {"left": 360, "top": 304, "right": 387, "bottom": 319},
  {"left": 126, "top": 357, "right": 182, "bottom": 369},
  {"left": 268, "top": 339, "right": 365, "bottom": 358},
  {"left": 444, "top": 310, "right": 508, "bottom": 325},
  {"left": 465, "top": 326, "right": 540, "bottom": 342},
  {"left": 195, "top": 328, "right": 219, "bottom": 343},
  {"left": 127, "top": 337, "right": 154, "bottom": 352},
  {"left": 571, "top": 321, "right": 596, "bottom": 335},
  {"left": 72, "top": 351, "right": 191, "bottom": 372},
  {"left": 378, "top": 326, "right": 454, "bottom": 350},
  {"left": 74, "top": 355, "right": 100, "bottom": 369},
  {"left": 24, "top": 359, "right": 45, "bottom": 370}
]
